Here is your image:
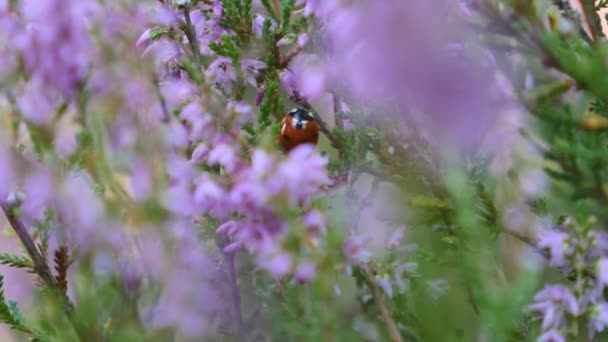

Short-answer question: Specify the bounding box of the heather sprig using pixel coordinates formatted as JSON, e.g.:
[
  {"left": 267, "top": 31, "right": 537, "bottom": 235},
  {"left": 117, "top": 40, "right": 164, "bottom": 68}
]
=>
[{"left": 3, "top": 0, "right": 608, "bottom": 341}]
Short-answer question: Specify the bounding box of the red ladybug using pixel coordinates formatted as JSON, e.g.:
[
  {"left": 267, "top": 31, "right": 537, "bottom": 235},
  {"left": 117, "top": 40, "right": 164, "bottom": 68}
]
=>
[{"left": 279, "top": 108, "right": 319, "bottom": 152}]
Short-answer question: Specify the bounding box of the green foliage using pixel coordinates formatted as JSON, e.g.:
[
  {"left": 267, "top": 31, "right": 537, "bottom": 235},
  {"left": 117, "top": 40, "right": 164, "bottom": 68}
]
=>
[
  {"left": 0, "top": 275, "right": 45, "bottom": 341},
  {"left": 0, "top": 253, "right": 33, "bottom": 269},
  {"left": 149, "top": 26, "right": 172, "bottom": 41}
]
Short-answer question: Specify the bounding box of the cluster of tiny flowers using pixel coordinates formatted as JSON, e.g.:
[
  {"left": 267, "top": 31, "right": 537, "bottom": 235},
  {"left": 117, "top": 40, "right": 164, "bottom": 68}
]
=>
[
  {"left": 135, "top": 1, "right": 332, "bottom": 281},
  {"left": 532, "top": 217, "right": 608, "bottom": 340}
]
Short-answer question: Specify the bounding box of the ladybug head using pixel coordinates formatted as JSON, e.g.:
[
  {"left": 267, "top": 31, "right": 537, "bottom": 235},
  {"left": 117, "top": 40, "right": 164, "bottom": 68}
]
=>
[{"left": 287, "top": 108, "right": 315, "bottom": 129}]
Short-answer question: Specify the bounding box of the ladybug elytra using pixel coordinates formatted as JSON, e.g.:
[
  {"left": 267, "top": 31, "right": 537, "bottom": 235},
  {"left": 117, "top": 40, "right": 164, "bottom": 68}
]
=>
[{"left": 279, "top": 108, "right": 319, "bottom": 152}]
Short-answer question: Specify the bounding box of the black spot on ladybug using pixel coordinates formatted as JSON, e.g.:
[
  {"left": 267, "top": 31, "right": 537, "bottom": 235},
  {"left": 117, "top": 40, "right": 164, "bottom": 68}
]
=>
[
  {"left": 282, "top": 134, "right": 290, "bottom": 141},
  {"left": 312, "top": 132, "right": 318, "bottom": 139}
]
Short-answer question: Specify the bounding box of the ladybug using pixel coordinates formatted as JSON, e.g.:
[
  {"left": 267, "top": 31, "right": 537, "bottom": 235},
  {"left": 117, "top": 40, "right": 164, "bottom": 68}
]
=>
[{"left": 279, "top": 108, "right": 319, "bottom": 152}]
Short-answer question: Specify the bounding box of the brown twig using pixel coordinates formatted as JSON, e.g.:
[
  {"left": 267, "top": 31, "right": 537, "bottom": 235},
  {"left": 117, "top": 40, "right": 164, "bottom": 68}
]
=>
[
  {"left": 54, "top": 245, "right": 69, "bottom": 294},
  {"left": 361, "top": 266, "right": 403, "bottom": 342},
  {"left": 0, "top": 203, "right": 93, "bottom": 341},
  {"left": 1, "top": 204, "right": 58, "bottom": 289},
  {"left": 577, "top": 0, "right": 604, "bottom": 42},
  {"left": 277, "top": 45, "right": 303, "bottom": 69}
]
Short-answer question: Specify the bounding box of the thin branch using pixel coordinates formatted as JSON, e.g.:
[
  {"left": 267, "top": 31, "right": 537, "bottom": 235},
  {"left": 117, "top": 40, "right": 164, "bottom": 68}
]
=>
[
  {"left": 1, "top": 204, "right": 58, "bottom": 289},
  {"left": 277, "top": 45, "right": 303, "bottom": 69},
  {"left": 220, "top": 237, "right": 245, "bottom": 339},
  {"left": 181, "top": 6, "right": 202, "bottom": 65},
  {"left": 551, "top": 0, "right": 594, "bottom": 43},
  {"left": 577, "top": 0, "right": 604, "bottom": 42},
  {"left": 361, "top": 266, "right": 403, "bottom": 342},
  {"left": 0, "top": 203, "right": 95, "bottom": 341}
]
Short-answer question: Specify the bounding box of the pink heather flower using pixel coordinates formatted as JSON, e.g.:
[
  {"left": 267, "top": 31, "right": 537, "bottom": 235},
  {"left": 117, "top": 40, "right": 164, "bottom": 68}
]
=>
[
  {"left": 252, "top": 14, "right": 276, "bottom": 37},
  {"left": 164, "top": 183, "right": 196, "bottom": 217},
  {"left": 343, "top": 235, "right": 372, "bottom": 265},
  {"left": 0, "top": 146, "right": 15, "bottom": 200},
  {"left": 255, "top": 87, "right": 265, "bottom": 106},
  {"left": 18, "top": 0, "right": 96, "bottom": 98},
  {"left": 529, "top": 285, "right": 580, "bottom": 331},
  {"left": 130, "top": 159, "right": 153, "bottom": 201},
  {"left": 21, "top": 166, "right": 54, "bottom": 222},
  {"left": 597, "top": 259, "right": 608, "bottom": 289},
  {"left": 386, "top": 227, "right": 406, "bottom": 249},
  {"left": 589, "top": 303, "right": 608, "bottom": 338},
  {"left": 241, "top": 59, "right": 267, "bottom": 87},
  {"left": 273, "top": 144, "right": 330, "bottom": 205},
  {"left": 57, "top": 172, "right": 104, "bottom": 249},
  {"left": 225, "top": 101, "right": 254, "bottom": 130},
  {"left": 194, "top": 174, "right": 227, "bottom": 216},
  {"left": 279, "top": 69, "right": 299, "bottom": 98},
  {"left": 191, "top": 144, "right": 210, "bottom": 163},
  {"left": 260, "top": 253, "right": 292, "bottom": 278},
  {"left": 324, "top": 0, "right": 507, "bottom": 154},
  {"left": 294, "top": 261, "right": 316, "bottom": 284},
  {"left": 537, "top": 229, "right": 571, "bottom": 267},
  {"left": 208, "top": 143, "right": 243, "bottom": 174},
  {"left": 135, "top": 28, "right": 152, "bottom": 48},
  {"left": 164, "top": 120, "right": 189, "bottom": 149},
  {"left": 17, "top": 78, "right": 57, "bottom": 125},
  {"left": 151, "top": 5, "right": 178, "bottom": 25},
  {"left": 302, "top": 210, "right": 326, "bottom": 235},
  {"left": 287, "top": 55, "right": 326, "bottom": 100},
  {"left": 142, "top": 39, "right": 181, "bottom": 65},
  {"left": 375, "top": 274, "right": 393, "bottom": 298},
  {"left": 538, "top": 330, "right": 565, "bottom": 342},
  {"left": 297, "top": 33, "right": 309, "bottom": 47},
  {"left": 206, "top": 57, "right": 237, "bottom": 93}
]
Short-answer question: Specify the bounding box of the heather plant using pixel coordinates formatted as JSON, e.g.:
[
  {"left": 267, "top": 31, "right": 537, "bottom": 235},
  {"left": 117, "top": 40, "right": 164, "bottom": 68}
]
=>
[{"left": 1, "top": 0, "right": 608, "bottom": 341}]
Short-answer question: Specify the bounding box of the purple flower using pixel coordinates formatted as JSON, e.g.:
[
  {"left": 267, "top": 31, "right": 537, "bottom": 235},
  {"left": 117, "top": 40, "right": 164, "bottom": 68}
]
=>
[
  {"left": 375, "top": 274, "right": 393, "bottom": 298},
  {"left": 17, "top": 78, "right": 57, "bottom": 125},
  {"left": 538, "top": 330, "right": 565, "bottom": 342},
  {"left": 206, "top": 57, "right": 237, "bottom": 93},
  {"left": 386, "top": 227, "right": 405, "bottom": 249},
  {"left": 537, "top": 229, "right": 571, "bottom": 267},
  {"left": 56, "top": 172, "right": 104, "bottom": 250},
  {"left": 208, "top": 143, "right": 243, "bottom": 174},
  {"left": 191, "top": 144, "right": 210, "bottom": 163},
  {"left": 597, "top": 258, "right": 608, "bottom": 289},
  {"left": 255, "top": 87, "right": 265, "bottom": 106},
  {"left": 241, "top": 59, "right": 266, "bottom": 87},
  {"left": 259, "top": 253, "right": 292, "bottom": 278},
  {"left": 323, "top": 0, "right": 507, "bottom": 154},
  {"left": 529, "top": 285, "right": 580, "bottom": 331},
  {"left": 252, "top": 14, "right": 276, "bottom": 37},
  {"left": 280, "top": 69, "right": 299, "bottom": 98},
  {"left": 0, "top": 146, "right": 15, "bottom": 201},
  {"left": 135, "top": 28, "right": 152, "bottom": 48},
  {"left": 302, "top": 210, "right": 326, "bottom": 235},
  {"left": 18, "top": 0, "right": 97, "bottom": 98},
  {"left": 294, "top": 261, "right": 316, "bottom": 284},
  {"left": 21, "top": 166, "right": 54, "bottom": 222},
  {"left": 343, "top": 235, "right": 371, "bottom": 265},
  {"left": 589, "top": 303, "right": 608, "bottom": 338},
  {"left": 273, "top": 144, "right": 330, "bottom": 206}
]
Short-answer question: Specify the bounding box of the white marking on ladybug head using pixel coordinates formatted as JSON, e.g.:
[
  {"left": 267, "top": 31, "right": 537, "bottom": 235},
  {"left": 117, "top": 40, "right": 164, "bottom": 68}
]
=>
[
  {"left": 292, "top": 119, "right": 308, "bottom": 129},
  {"left": 281, "top": 122, "right": 286, "bottom": 135}
]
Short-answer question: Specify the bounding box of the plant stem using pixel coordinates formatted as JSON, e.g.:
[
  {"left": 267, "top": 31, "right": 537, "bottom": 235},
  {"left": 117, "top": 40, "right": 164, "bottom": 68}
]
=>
[
  {"left": 0, "top": 203, "right": 94, "bottom": 341},
  {"left": 362, "top": 266, "right": 403, "bottom": 342},
  {"left": 223, "top": 243, "right": 245, "bottom": 339}
]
